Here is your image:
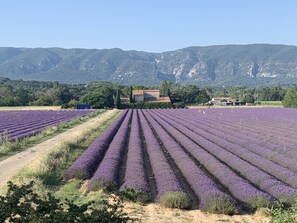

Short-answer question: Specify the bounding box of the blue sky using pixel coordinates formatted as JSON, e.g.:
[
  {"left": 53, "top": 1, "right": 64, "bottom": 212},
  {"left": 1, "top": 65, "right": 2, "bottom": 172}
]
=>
[{"left": 0, "top": 0, "right": 296, "bottom": 52}]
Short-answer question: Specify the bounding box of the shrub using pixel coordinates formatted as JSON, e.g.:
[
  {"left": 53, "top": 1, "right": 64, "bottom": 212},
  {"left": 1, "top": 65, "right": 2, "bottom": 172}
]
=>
[
  {"left": 247, "top": 196, "right": 272, "bottom": 210},
  {"left": 269, "top": 200, "right": 297, "bottom": 223},
  {"left": 203, "top": 197, "right": 237, "bottom": 215},
  {"left": 0, "top": 181, "right": 137, "bottom": 223},
  {"left": 172, "top": 102, "right": 186, "bottom": 108},
  {"left": 117, "top": 188, "right": 149, "bottom": 204},
  {"left": 88, "top": 179, "right": 117, "bottom": 192},
  {"left": 282, "top": 88, "right": 297, "bottom": 108},
  {"left": 159, "top": 191, "right": 191, "bottom": 209}
]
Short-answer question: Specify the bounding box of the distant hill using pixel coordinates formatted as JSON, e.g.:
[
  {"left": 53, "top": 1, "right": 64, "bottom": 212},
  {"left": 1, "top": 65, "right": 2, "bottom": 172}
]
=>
[{"left": 1, "top": 44, "right": 297, "bottom": 86}]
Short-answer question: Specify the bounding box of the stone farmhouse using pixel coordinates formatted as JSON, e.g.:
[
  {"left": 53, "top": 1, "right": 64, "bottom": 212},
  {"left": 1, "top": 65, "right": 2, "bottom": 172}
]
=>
[{"left": 132, "top": 89, "right": 171, "bottom": 103}]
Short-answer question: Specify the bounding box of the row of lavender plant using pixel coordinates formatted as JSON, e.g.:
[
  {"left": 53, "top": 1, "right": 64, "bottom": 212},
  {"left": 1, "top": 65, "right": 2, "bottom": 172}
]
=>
[
  {"left": 195, "top": 109, "right": 297, "bottom": 147},
  {"left": 183, "top": 110, "right": 297, "bottom": 161},
  {"left": 148, "top": 110, "right": 273, "bottom": 208},
  {"left": 63, "top": 110, "right": 128, "bottom": 180},
  {"left": 137, "top": 110, "right": 188, "bottom": 202},
  {"left": 0, "top": 110, "right": 92, "bottom": 131},
  {"left": 120, "top": 110, "right": 150, "bottom": 195},
  {"left": 157, "top": 109, "right": 297, "bottom": 189},
  {"left": 152, "top": 109, "right": 297, "bottom": 202},
  {"left": 142, "top": 110, "right": 237, "bottom": 212},
  {"left": 190, "top": 108, "right": 297, "bottom": 145},
  {"left": 163, "top": 110, "right": 297, "bottom": 171},
  {"left": 88, "top": 109, "right": 133, "bottom": 191},
  {"left": 0, "top": 110, "right": 93, "bottom": 141},
  {"left": 179, "top": 109, "right": 297, "bottom": 151}
]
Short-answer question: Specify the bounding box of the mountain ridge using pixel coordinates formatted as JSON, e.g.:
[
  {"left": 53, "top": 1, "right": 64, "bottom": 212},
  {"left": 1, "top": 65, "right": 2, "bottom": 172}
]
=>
[{"left": 1, "top": 44, "right": 297, "bottom": 86}]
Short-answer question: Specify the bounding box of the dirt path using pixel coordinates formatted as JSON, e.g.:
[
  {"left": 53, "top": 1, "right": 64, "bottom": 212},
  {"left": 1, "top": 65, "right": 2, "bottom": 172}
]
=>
[
  {"left": 125, "top": 202, "right": 270, "bottom": 223},
  {"left": 0, "top": 109, "right": 118, "bottom": 191}
]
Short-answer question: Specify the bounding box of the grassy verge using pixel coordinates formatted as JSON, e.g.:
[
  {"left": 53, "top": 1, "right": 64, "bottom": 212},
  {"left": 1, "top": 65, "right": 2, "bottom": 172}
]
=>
[
  {"left": 0, "top": 110, "right": 105, "bottom": 161},
  {"left": 257, "top": 101, "right": 283, "bottom": 106},
  {"left": 11, "top": 110, "right": 120, "bottom": 206}
]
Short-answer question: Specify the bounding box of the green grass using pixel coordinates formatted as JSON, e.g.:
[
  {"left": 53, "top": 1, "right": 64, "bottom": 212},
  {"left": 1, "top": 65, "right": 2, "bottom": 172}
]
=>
[
  {"left": 0, "top": 110, "right": 105, "bottom": 161},
  {"left": 257, "top": 101, "right": 283, "bottom": 106},
  {"left": 55, "top": 179, "right": 106, "bottom": 206}
]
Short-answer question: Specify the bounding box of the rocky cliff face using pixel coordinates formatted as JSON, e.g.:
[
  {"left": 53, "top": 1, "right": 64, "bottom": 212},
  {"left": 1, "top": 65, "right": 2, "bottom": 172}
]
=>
[{"left": 1, "top": 44, "right": 297, "bottom": 86}]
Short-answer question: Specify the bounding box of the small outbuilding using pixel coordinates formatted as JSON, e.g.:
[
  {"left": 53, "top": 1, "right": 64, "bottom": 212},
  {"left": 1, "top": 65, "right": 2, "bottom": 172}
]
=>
[
  {"left": 75, "top": 104, "right": 91, "bottom": 109},
  {"left": 208, "top": 97, "right": 245, "bottom": 106}
]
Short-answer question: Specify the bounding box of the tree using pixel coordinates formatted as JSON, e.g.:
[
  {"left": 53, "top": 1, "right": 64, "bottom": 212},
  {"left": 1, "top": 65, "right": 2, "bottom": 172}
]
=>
[
  {"left": 80, "top": 85, "right": 115, "bottom": 109},
  {"left": 129, "top": 85, "right": 133, "bottom": 103},
  {"left": 242, "top": 93, "right": 255, "bottom": 103},
  {"left": 169, "top": 85, "right": 210, "bottom": 104},
  {"left": 195, "top": 89, "right": 210, "bottom": 104},
  {"left": 115, "top": 88, "right": 121, "bottom": 109},
  {"left": 282, "top": 88, "right": 297, "bottom": 107},
  {"left": 160, "top": 81, "right": 173, "bottom": 97}
]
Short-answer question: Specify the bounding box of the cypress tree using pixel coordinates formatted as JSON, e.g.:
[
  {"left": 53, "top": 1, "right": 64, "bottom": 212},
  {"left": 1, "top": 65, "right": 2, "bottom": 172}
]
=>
[
  {"left": 129, "top": 85, "right": 133, "bottom": 103},
  {"left": 115, "top": 88, "right": 121, "bottom": 109}
]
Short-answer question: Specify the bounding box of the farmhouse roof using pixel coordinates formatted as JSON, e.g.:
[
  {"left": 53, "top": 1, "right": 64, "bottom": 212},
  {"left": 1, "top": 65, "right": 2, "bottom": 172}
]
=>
[
  {"left": 132, "top": 90, "right": 144, "bottom": 95},
  {"left": 132, "top": 89, "right": 160, "bottom": 96},
  {"left": 144, "top": 89, "right": 160, "bottom": 92}
]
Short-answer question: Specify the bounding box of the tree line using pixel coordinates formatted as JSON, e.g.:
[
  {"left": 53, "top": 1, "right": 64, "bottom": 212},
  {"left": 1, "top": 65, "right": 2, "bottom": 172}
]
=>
[{"left": 0, "top": 77, "right": 296, "bottom": 108}]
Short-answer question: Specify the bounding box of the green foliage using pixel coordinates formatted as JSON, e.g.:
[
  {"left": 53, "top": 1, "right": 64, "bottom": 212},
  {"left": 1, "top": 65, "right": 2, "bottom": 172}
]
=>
[
  {"left": 246, "top": 196, "right": 272, "bottom": 210},
  {"left": 0, "top": 181, "right": 137, "bottom": 223},
  {"left": 172, "top": 102, "right": 186, "bottom": 108},
  {"left": 117, "top": 188, "right": 149, "bottom": 204},
  {"left": 115, "top": 88, "right": 121, "bottom": 109},
  {"left": 203, "top": 197, "right": 237, "bottom": 215},
  {"left": 0, "top": 85, "right": 30, "bottom": 106},
  {"left": 88, "top": 180, "right": 117, "bottom": 193},
  {"left": 242, "top": 91, "right": 255, "bottom": 103},
  {"left": 195, "top": 88, "right": 210, "bottom": 104},
  {"left": 169, "top": 84, "right": 210, "bottom": 104},
  {"left": 80, "top": 85, "right": 115, "bottom": 108},
  {"left": 62, "top": 99, "right": 80, "bottom": 109},
  {"left": 282, "top": 88, "right": 297, "bottom": 107},
  {"left": 159, "top": 192, "right": 191, "bottom": 209},
  {"left": 269, "top": 200, "right": 297, "bottom": 223},
  {"left": 258, "top": 101, "right": 283, "bottom": 106},
  {"left": 129, "top": 85, "right": 133, "bottom": 103},
  {"left": 0, "top": 77, "right": 294, "bottom": 108},
  {"left": 55, "top": 180, "right": 106, "bottom": 206},
  {"left": 160, "top": 81, "right": 173, "bottom": 97}
]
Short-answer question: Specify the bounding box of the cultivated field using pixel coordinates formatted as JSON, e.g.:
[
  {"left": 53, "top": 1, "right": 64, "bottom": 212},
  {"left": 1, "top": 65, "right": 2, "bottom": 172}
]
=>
[
  {"left": 64, "top": 107, "right": 297, "bottom": 215},
  {"left": 0, "top": 109, "right": 119, "bottom": 192},
  {"left": 0, "top": 110, "right": 94, "bottom": 141}
]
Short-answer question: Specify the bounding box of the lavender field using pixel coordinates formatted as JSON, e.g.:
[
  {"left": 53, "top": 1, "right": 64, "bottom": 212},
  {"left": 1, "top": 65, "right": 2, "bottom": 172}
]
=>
[
  {"left": 64, "top": 108, "right": 297, "bottom": 212},
  {"left": 0, "top": 110, "right": 94, "bottom": 141}
]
